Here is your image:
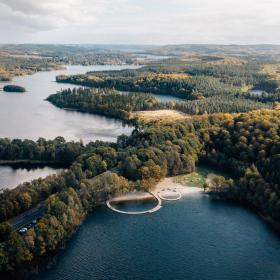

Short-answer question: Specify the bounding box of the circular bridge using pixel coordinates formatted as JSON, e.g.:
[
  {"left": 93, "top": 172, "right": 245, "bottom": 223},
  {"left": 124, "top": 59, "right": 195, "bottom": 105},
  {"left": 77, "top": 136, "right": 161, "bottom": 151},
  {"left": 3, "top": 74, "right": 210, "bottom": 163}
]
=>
[
  {"left": 106, "top": 192, "right": 162, "bottom": 215},
  {"left": 157, "top": 188, "right": 182, "bottom": 201}
]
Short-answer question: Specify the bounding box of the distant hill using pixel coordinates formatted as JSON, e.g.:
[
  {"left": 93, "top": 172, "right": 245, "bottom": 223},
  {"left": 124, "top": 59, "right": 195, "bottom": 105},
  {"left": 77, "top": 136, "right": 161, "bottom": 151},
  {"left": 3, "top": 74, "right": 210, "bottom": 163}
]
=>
[{"left": 148, "top": 44, "right": 280, "bottom": 59}]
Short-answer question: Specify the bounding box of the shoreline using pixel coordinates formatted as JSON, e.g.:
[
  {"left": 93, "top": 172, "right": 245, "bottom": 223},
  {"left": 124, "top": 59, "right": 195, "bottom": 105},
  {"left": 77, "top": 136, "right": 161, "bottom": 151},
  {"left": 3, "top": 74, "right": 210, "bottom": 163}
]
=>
[
  {"left": 208, "top": 194, "right": 280, "bottom": 236},
  {"left": 153, "top": 177, "right": 202, "bottom": 196},
  {"left": 108, "top": 177, "right": 202, "bottom": 206}
]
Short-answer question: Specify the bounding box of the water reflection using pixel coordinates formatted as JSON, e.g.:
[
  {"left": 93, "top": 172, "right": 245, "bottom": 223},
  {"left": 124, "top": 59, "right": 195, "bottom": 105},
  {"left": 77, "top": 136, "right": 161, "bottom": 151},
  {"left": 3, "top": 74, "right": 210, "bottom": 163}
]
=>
[{"left": 0, "top": 65, "right": 137, "bottom": 143}]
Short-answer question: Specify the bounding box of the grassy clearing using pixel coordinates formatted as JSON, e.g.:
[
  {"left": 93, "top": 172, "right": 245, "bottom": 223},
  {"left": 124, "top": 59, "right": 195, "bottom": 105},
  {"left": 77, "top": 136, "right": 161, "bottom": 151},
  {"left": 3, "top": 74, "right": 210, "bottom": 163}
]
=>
[
  {"left": 174, "top": 165, "right": 229, "bottom": 188},
  {"left": 262, "top": 64, "right": 280, "bottom": 81},
  {"left": 174, "top": 170, "right": 206, "bottom": 188},
  {"left": 132, "top": 110, "right": 190, "bottom": 122},
  {"left": 209, "top": 56, "right": 247, "bottom": 66}
]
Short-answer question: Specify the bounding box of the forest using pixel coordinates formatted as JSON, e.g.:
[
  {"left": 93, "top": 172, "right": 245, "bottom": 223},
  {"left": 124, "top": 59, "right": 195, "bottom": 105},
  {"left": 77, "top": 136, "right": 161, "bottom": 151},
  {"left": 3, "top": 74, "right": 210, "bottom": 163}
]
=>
[
  {"left": 0, "top": 137, "right": 83, "bottom": 164},
  {"left": 0, "top": 55, "right": 63, "bottom": 81},
  {"left": 47, "top": 88, "right": 161, "bottom": 121},
  {"left": 3, "top": 85, "right": 26, "bottom": 93},
  {"left": 2, "top": 50, "right": 280, "bottom": 277},
  {"left": 0, "top": 117, "right": 201, "bottom": 276},
  {"left": 0, "top": 45, "right": 138, "bottom": 81},
  {"left": 3, "top": 98, "right": 280, "bottom": 276},
  {"left": 56, "top": 56, "right": 280, "bottom": 100},
  {"left": 48, "top": 87, "right": 271, "bottom": 119},
  {"left": 200, "top": 108, "right": 280, "bottom": 223}
]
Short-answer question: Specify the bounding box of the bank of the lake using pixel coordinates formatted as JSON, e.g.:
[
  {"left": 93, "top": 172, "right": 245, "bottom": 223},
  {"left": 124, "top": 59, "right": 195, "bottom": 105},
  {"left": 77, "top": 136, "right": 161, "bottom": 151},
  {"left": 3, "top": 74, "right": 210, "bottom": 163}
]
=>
[
  {"left": 0, "top": 165, "right": 63, "bottom": 190},
  {"left": 31, "top": 192, "right": 280, "bottom": 280},
  {"left": 0, "top": 65, "right": 137, "bottom": 143}
]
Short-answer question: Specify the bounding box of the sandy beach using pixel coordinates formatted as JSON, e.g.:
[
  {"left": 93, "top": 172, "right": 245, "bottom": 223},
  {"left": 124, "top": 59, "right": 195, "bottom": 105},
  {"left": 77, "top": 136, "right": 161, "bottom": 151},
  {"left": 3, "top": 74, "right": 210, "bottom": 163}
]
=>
[
  {"left": 109, "top": 177, "right": 202, "bottom": 203},
  {"left": 153, "top": 177, "right": 202, "bottom": 196},
  {"left": 107, "top": 177, "right": 202, "bottom": 214}
]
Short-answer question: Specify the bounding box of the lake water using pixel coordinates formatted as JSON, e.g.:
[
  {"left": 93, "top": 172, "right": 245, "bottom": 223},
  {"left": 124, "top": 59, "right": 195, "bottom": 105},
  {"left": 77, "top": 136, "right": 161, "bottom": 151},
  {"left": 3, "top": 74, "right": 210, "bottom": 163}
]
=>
[
  {"left": 2, "top": 65, "right": 280, "bottom": 280},
  {"left": 32, "top": 194, "right": 280, "bottom": 280},
  {"left": 250, "top": 90, "right": 266, "bottom": 96},
  {"left": 0, "top": 65, "right": 138, "bottom": 143},
  {"left": 0, "top": 165, "right": 63, "bottom": 190},
  {"left": 0, "top": 65, "right": 137, "bottom": 190}
]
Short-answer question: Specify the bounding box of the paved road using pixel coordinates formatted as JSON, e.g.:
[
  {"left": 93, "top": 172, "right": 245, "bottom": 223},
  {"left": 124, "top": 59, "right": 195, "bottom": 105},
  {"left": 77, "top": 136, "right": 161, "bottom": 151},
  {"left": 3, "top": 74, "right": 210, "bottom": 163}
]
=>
[
  {"left": 8, "top": 170, "right": 118, "bottom": 231},
  {"left": 9, "top": 203, "right": 46, "bottom": 230}
]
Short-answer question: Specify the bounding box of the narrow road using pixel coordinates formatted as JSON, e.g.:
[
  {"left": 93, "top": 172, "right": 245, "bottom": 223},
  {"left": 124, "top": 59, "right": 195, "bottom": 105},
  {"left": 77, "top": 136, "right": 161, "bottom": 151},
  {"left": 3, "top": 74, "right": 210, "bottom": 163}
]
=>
[{"left": 9, "top": 203, "right": 46, "bottom": 230}]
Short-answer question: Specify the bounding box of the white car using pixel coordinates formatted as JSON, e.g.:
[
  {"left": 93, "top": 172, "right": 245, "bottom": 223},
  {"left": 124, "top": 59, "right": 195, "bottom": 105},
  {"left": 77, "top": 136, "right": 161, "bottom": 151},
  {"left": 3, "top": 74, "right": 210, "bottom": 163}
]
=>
[{"left": 19, "top": 227, "right": 28, "bottom": 234}]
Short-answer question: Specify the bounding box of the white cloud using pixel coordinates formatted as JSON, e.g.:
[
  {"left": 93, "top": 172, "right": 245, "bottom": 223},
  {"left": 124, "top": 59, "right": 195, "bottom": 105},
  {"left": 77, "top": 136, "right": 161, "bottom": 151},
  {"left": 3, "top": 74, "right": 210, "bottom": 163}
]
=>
[{"left": 0, "top": 0, "right": 280, "bottom": 44}]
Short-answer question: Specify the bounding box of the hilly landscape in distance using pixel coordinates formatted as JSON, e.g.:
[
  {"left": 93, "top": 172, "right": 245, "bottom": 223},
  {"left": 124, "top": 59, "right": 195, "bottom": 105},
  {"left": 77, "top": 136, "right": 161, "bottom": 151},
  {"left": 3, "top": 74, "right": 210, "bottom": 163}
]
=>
[{"left": 1, "top": 0, "right": 280, "bottom": 279}]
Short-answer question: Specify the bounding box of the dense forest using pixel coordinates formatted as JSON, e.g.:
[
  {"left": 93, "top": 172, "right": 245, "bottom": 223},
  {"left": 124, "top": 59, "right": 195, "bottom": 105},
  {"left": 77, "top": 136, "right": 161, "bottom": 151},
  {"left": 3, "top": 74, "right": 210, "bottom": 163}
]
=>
[
  {"left": 2, "top": 49, "right": 280, "bottom": 277},
  {"left": 0, "top": 137, "right": 83, "bottom": 164},
  {"left": 0, "top": 117, "right": 201, "bottom": 275},
  {"left": 3, "top": 85, "right": 26, "bottom": 93},
  {"left": 56, "top": 69, "right": 239, "bottom": 99},
  {"left": 56, "top": 56, "right": 280, "bottom": 100},
  {"left": 2, "top": 103, "right": 280, "bottom": 276},
  {"left": 0, "top": 45, "right": 138, "bottom": 81},
  {"left": 0, "top": 55, "right": 63, "bottom": 81},
  {"left": 47, "top": 88, "right": 161, "bottom": 121},
  {"left": 199, "top": 108, "right": 280, "bottom": 224},
  {"left": 48, "top": 87, "right": 271, "bottom": 119}
]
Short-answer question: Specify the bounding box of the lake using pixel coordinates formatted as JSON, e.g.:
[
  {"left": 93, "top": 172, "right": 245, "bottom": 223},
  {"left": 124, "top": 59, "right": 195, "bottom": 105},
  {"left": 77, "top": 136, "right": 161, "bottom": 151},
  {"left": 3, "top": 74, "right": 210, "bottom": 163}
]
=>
[
  {"left": 32, "top": 194, "right": 280, "bottom": 280},
  {"left": 0, "top": 65, "right": 138, "bottom": 143},
  {"left": 0, "top": 65, "right": 138, "bottom": 190},
  {"left": 0, "top": 165, "right": 63, "bottom": 190},
  {"left": 250, "top": 90, "right": 266, "bottom": 96},
  {"left": 2, "top": 65, "right": 280, "bottom": 280}
]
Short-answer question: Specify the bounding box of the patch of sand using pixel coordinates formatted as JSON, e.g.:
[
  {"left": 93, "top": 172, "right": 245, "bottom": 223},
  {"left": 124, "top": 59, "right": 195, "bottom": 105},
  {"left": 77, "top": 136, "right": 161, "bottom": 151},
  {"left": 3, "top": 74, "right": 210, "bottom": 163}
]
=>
[
  {"left": 108, "top": 192, "right": 153, "bottom": 203},
  {"left": 153, "top": 177, "right": 202, "bottom": 197},
  {"left": 132, "top": 110, "right": 190, "bottom": 122},
  {"left": 109, "top": 177, "right": 201, "bottom": 203},
  {"left": 106, "top": 177, "right": 202, "bottom": 215}
]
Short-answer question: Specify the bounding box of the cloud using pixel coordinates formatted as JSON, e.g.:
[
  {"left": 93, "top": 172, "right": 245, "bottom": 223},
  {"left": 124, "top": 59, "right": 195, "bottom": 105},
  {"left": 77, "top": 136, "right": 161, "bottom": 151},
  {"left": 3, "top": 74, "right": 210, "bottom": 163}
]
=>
[
  {"left": 0, "top": 0, "right": 137, "bottom": 32},
  {"left": 0, "top": 0, "right": 280, "bottom": 44}
]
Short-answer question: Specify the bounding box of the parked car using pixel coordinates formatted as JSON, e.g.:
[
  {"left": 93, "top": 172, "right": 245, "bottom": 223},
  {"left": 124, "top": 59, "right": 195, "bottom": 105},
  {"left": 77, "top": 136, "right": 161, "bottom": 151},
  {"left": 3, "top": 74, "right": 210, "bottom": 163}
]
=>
[{"left": 18, "top": 227, "right": 28, "bottom": 234}]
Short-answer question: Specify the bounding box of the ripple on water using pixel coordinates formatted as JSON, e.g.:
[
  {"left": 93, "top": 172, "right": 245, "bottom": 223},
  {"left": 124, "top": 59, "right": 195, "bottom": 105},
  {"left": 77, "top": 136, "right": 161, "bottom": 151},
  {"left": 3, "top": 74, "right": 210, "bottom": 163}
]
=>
[{"left": 32, "top": 194, "right": 280, "bottom": 280}]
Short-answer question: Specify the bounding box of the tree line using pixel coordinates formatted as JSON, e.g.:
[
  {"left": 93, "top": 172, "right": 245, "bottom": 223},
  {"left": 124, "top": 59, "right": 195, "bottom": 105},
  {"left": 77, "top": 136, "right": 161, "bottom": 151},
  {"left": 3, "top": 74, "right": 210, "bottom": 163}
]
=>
[
  {"left": 48, "top": 88, "right": 271, "bottom": 121},
  {"left": 0, "top": 117, "right": 202, "bottom": 275},
  {"left": 0, "top": 137, "right": 84, "bottom": 164},
  {"left": 2, "top": 106, "right": 280, "bottom": 275},
  {"left": 199, "top": 109, "right": 280, "bottom": 223},
  {"left": 47, "top": 88, "right": 161, "bottom": 121},
  {"left": 56, "top": 56, "right": 278, "bottom": 100}
]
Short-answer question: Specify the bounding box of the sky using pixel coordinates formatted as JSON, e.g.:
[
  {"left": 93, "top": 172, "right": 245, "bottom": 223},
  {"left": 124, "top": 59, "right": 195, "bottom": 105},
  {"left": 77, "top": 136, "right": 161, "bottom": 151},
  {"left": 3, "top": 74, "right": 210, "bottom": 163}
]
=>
[{"left": 0, "top": 0, "right": 280, "bottom": 45}]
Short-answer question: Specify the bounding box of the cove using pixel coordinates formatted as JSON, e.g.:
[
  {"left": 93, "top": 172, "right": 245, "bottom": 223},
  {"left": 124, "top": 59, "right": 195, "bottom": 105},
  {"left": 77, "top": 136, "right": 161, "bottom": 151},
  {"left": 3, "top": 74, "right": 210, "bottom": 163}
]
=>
[
  {"left": 0, "top": 165, "right": 63, "bottom": 190},
  {"left": 32, "top": 194, "right": 280, "bottom": 280},
  {"left": 0, "top": 65, "right": 138, "bottom": 143}
]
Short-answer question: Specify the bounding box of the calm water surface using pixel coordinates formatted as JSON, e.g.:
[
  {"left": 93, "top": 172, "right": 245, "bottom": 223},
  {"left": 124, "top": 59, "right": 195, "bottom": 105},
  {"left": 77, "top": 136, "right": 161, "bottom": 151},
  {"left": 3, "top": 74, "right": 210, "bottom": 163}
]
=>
[
  {"left": 111, "top": 199, "right": 158, "bottom": 212},
  {"left": 2, "top": 65, "right": 280, "bottom": 280},
  {"left": 33, "top": 194, "right": 280, "bottom": 280},
  {"left": 0, "top": 65, "right": 138, "bottom": 143},
  {"left": 0, "top": 165, "right": 63, "bottom": 190},
  {"left": 250, "top": 90, "right": 266, "bottom": 96},
  {"left": 0, "top": 65, "right": 137, "bottom": 189}
]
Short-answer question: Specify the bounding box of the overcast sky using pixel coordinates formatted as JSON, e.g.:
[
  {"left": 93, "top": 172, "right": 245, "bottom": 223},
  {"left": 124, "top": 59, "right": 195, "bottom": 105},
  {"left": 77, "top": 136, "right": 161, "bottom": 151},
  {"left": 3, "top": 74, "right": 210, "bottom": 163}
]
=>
[{"left": 0, "top": 0, "right": 280, "bottom": 44}]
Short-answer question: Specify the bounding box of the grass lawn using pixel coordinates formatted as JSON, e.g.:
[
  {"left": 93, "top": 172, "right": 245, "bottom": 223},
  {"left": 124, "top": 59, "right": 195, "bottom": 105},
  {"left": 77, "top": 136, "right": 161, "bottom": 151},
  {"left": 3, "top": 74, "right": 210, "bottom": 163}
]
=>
[{"left": 174, "top": 165, "right": 229, "bottom": 188}]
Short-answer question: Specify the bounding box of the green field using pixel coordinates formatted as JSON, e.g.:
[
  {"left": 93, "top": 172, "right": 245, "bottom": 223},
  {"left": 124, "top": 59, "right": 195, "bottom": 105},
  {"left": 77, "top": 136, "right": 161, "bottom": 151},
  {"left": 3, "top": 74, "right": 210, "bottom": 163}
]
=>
[{"left": 174, "top": 165, "right": 229, "bottom": 188}]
